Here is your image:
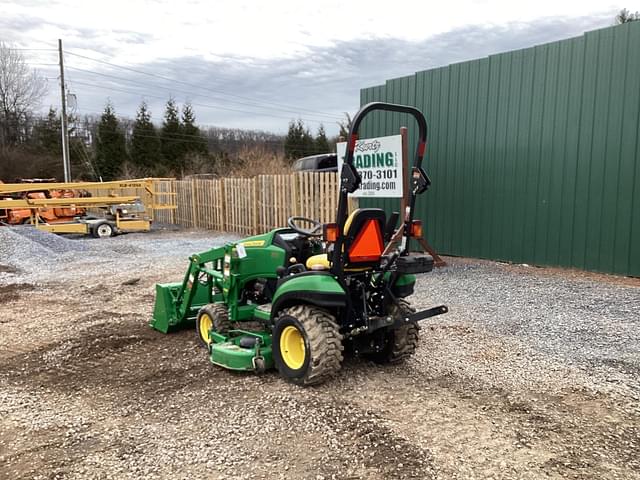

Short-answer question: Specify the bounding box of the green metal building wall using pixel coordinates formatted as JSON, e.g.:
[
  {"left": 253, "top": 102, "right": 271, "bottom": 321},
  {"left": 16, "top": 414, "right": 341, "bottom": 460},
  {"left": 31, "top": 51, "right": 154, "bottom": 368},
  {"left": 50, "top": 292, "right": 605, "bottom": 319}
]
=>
[{"left": 359, "top": 22, "right": 640, "bottom": 277}]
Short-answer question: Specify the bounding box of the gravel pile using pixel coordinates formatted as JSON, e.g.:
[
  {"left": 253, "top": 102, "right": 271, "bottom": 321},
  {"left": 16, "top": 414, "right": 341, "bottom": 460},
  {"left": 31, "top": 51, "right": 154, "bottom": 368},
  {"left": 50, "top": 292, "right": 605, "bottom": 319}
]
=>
[
  {"left": 0, "top": 226, "right": 238, "bottom": 284},
  {"left": 10, "top": 225, "right": 90, "bottom": 253},
  {"left": 0, "top": 227, "right": 52, "bottom": 264}
]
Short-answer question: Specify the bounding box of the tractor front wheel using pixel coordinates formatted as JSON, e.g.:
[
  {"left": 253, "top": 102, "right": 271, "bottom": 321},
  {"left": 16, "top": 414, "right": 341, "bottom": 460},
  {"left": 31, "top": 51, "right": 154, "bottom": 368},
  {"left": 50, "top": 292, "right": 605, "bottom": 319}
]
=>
[
  {"left": 273, "top": 306, "right": 343, "bottom": 386},
  {"left": 368, "top": 299, "right": 419, "bottom": 364},
  {"left": 196, "top": 303, "right": 231, "bottom": 348}
]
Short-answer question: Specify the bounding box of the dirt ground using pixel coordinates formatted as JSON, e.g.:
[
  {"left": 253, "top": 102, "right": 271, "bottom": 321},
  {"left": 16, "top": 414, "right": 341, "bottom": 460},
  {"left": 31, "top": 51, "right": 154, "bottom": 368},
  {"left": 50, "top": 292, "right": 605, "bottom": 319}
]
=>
[{"left": 0, "top": 230, "right": 639, "bottom": 480}]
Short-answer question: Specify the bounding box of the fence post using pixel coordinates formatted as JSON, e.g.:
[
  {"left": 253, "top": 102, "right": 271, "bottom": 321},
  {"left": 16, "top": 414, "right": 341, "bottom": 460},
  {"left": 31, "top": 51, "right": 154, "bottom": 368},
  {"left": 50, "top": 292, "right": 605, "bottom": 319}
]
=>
[
  {"left": 252, "top": 178, "right": 258, "bottom": 235},
  {"left": 290, "top": 173, "right": 298, "bottom": 217},
  {"left": 220, "top": 179, "right": 226, "bottom": 232},
  {"left": 190, "top": 178, "right": 197, "bottom": 228}
]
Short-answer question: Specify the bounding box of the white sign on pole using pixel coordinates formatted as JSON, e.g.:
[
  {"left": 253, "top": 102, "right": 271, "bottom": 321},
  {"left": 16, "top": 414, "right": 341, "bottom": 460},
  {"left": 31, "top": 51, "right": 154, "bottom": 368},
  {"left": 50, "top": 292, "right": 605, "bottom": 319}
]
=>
[{"left": 336, "top": 134, "right": 403, "bottom": 198}]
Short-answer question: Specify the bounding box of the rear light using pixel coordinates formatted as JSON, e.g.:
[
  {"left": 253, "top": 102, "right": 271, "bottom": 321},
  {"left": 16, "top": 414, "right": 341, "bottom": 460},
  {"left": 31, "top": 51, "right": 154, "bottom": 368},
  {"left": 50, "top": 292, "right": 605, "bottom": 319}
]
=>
[
  {"left": 410, "top": 220, "right": 423, "bottom": 238},
  {"left": 323, "top": 223, "right": 338, "bottom": 243}
]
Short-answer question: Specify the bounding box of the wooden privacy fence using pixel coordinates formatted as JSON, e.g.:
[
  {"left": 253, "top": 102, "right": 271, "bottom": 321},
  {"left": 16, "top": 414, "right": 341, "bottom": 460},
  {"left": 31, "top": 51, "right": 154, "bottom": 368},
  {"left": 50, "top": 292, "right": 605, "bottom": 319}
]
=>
[{"left": 172, "top": 172, "right": 343, "bottom": 235}]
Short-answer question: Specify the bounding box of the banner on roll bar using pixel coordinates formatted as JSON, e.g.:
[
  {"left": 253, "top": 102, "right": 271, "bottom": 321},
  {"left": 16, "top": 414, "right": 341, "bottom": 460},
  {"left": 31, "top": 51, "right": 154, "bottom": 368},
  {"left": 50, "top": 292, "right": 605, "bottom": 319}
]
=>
[{"left": 336, "top": 134, "right": 402, "bottom": 198}]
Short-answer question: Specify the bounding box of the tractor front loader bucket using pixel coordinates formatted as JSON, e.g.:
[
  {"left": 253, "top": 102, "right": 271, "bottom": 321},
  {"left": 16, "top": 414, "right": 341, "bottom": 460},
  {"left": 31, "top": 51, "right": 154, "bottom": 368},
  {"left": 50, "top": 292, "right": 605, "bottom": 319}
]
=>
[{"left": 151, "top": 283, "right": 184, "bottom": 333}]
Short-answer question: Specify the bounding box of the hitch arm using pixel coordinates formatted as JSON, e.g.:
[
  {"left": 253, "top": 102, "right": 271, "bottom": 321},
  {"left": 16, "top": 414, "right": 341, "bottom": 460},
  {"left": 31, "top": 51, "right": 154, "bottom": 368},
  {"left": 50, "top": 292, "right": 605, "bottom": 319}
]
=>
[{"left": 394, "top": 305, "right": 448, "bottom": 328}]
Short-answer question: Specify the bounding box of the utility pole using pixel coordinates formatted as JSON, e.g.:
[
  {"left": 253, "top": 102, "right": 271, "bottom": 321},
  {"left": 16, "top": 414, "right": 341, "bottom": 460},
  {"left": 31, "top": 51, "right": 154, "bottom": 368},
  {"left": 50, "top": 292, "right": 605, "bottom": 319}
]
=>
[{"left": 58, "top": 39, "right": 71, "bottom": 182}]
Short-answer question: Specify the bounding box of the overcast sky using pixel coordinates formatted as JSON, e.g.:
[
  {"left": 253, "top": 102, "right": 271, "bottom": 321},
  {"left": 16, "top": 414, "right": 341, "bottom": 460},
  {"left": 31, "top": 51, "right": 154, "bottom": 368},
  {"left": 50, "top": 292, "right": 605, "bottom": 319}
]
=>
[{"left": 1, "top": 0, "right": 629, "bottom": 134}]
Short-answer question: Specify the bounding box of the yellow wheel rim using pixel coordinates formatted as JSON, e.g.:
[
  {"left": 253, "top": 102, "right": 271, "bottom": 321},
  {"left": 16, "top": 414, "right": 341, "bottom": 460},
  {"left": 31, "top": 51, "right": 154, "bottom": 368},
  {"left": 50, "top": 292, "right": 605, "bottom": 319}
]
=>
[
  {"left": 199, "top": 313, "right": 213, "bottom": 344},
  {"left": 280, "top": 325, "right": 306, "bottom": 370}
]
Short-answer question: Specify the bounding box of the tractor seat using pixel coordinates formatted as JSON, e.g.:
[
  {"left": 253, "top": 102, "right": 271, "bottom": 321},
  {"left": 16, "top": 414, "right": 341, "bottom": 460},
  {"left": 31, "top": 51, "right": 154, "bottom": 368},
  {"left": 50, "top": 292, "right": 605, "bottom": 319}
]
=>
[
  {"left": 306, "top": 253, "right": 330, "bottom": 270},
  {"left": 305, "top": 208, "right": 386, "bottom": 271}
]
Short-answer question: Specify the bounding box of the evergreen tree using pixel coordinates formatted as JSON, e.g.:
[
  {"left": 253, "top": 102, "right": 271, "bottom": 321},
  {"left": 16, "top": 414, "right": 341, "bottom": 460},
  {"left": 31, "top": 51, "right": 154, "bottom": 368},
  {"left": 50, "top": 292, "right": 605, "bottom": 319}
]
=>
[
  {"left": 34, "top": 107, "right": 61, "bottom": 155},
  {"left": 284, "top": 119, "right": 314, "bottom": 160},
  {"left": 314, "top": 124, "right": 329, "bottom": 153},
  {"left": 160, "top": 98, "right": 184, "bottom": 171},
  {"left": 94, "top": 102, "right": 128, "bottom": 180},
  {"left": 131, "top": 102, "right": 161, "bottom": 169},
  {"left": 301, "top": 122, "right": 314, "bottom": 155},
  {"left": 182, "top": 103, "right": 207, "bottom": 155},
  {"left": 284, "top": 120, "right": 301, "bottom": 159}
]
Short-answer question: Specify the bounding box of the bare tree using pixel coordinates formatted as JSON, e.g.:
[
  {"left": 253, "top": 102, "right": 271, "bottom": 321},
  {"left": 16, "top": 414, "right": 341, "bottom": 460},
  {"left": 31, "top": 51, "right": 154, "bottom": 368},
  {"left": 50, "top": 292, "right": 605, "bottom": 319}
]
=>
[
  {"left": 615, "top": 8, "right": 640, "bottom": 24},
  {"left": 338, "top": 112, "right": 352, "bottom": 139},
  {"left": 0, "top": 42, "right": 48, "bottom": 148}
]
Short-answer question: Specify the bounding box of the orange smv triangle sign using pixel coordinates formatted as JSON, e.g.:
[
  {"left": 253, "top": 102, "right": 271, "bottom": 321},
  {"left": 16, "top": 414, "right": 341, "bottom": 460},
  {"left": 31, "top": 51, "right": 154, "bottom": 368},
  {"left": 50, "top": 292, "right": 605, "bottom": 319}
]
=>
[{"left": 349, "top": 219, "right": 384, "bottom": 262}]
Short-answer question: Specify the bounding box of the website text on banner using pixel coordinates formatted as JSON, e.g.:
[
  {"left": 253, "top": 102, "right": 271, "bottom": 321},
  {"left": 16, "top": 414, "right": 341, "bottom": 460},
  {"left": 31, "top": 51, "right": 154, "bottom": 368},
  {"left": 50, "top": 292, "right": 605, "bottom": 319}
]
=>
[{"left": 337, "top": 134, "right": 403, "bottom": 198}]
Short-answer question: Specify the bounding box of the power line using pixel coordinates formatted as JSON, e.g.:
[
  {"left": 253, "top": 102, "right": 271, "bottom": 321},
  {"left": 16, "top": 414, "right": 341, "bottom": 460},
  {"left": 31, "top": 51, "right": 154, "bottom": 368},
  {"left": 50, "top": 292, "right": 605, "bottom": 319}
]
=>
[
  {"left": 0, "top": 114, "right": 330, "bottom": 154},
  {"left": 70, "top": 114, "right": 330, "bottom": 156},
  {"left": 5, "top": 48, "right": 57, "bottom": 51},
  {"left": 66, "top": 79, "right": 336, "bottom": 124},
  {"left": 70, "top": 108, "right": 331, "bottom": 151},
  {"left": 63, "top": 50, "right": 342, "bottom": 119},
  {"left": 72, "top": 124, "right": 323, "bottom": 155},
  {"left": 65, "top": 65, "right": 341, "bottom": 121},
  {"left": 115, "top": 132, "right": 322, "bottom": 155},
  {"left": 1, "top": 115, "right": 331, "bottom": 156}
]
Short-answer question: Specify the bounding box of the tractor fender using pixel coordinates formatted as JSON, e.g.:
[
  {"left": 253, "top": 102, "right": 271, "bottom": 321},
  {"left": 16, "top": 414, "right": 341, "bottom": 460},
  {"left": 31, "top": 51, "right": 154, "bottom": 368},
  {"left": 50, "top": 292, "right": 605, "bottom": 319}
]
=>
[{"left": 270, "top": 272, "right": 346, "bottom": 322}]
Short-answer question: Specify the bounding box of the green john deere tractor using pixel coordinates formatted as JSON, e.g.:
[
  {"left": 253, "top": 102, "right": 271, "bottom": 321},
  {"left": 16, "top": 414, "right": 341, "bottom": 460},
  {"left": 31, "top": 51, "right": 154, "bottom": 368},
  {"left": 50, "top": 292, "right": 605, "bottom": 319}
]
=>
[{"left": 150, "top": 102, "right": 448, "bottom": 385}]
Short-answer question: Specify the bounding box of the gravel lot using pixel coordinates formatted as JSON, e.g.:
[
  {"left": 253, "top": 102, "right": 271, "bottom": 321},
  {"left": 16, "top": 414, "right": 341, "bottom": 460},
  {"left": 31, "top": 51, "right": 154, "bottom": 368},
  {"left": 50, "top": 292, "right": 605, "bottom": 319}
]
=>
[{"left": 1, "top": 227, "right": 639, "bottom": 479}]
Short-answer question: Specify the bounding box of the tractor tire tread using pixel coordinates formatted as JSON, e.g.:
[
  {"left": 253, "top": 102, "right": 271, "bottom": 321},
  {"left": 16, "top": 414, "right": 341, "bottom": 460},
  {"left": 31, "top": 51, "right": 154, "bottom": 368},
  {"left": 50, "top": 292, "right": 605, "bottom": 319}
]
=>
[
  {"left": 196, "top": 303, "right": 231, "bottom": 348},
  {"left": 387, "top": 299, "right": 419, "bottom": 363},
  {"left": 368, "top": 299, "right": 419, "bottom": 364},
  {"left": 280, "top": 305, "right": 343, "bottom": 386},
  {"left": 207, "top": 303, "right": 232, "bottom": 333}
]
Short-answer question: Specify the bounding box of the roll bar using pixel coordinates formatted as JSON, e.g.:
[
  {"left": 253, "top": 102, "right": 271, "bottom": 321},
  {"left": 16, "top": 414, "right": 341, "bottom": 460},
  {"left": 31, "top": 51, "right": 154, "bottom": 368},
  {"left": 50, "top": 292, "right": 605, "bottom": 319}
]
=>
[{"left": 331, "top": 102, "right": 431, "bottom": 275}]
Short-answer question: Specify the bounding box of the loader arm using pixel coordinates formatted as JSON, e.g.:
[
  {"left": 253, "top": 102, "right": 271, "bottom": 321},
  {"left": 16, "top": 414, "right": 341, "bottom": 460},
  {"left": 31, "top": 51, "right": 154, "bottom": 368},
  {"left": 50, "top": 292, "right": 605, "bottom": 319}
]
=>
[{"left": 151, "top": 245, "right": 227, "bottom": 333}]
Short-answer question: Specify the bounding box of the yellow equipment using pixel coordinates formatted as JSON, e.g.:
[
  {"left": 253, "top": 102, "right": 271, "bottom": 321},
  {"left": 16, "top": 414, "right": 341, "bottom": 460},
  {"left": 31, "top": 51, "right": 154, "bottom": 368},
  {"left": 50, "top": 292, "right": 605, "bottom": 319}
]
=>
[{"left": 0, "top": 178, "right": 176, "bottom": 237}]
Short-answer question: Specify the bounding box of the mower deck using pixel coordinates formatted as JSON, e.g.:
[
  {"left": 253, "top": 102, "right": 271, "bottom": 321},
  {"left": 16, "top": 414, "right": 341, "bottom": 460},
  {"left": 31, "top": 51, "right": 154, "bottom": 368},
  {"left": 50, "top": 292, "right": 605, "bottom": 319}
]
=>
[{"left": 208, "top": 330, "right": 272, "bottom": 372}]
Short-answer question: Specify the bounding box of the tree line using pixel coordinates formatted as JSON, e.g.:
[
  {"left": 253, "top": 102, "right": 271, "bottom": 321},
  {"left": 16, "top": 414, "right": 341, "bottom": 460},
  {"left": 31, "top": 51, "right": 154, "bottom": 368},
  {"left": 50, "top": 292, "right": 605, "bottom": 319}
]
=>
[
  {"left": 283, "top": 120, "right": 332, "bottom": 160},
  {"left": 1, "top": 97, "right": 343, "bottom": 181},
  {"left": 0, "top": 41, "right": 345, "bottom": 182},
  {"left": 92, "top": 99, "right": 210, "bottom": 180}
]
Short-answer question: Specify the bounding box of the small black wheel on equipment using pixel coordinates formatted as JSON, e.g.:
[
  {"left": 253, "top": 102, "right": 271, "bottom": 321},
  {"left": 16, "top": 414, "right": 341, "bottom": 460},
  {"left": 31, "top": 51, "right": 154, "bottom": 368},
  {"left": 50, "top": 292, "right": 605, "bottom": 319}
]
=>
[
  {"left": 367, "top": 299, "right": 419, "bottom": 364},
  {"left": 196, "top": 303, "right": 231, "bottom": 348},
  {"left": 272, "top": 305, "right": 343, "bottom": 386},
  {"left": 253, "top": 356, "right": 266, "bottom": 374}
]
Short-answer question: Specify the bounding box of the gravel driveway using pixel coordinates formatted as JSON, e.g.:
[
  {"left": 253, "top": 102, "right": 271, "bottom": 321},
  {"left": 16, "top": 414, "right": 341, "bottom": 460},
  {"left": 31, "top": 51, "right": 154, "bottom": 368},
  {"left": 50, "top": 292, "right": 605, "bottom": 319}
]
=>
[{"left": 1, "top": 227, "right": 638, "bottom": 479}]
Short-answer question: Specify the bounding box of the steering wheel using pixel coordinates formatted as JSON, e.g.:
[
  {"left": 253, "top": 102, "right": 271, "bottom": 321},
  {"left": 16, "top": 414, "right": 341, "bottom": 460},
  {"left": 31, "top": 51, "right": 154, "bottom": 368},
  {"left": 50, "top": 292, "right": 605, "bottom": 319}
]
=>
[{"left": 287, "top": 216, "right": 323, "bottom": 236}]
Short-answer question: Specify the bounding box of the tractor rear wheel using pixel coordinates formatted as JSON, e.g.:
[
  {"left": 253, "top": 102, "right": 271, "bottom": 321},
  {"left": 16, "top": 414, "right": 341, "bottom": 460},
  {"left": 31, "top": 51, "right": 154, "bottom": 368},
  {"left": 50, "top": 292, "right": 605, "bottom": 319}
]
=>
[
  {"left": 368, "top": 299, "right": 419, "bottom": 364},
  {"left": 196, "top": 303, "right": 231, "bottom": 348},
  {"left": 273, "top": 305, "right": 343, "bottom": 386}
]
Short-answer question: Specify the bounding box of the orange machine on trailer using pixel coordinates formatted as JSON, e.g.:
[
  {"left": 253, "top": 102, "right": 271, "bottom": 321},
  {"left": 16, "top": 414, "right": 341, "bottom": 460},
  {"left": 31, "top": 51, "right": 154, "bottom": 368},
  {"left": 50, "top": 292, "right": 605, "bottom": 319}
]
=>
[
  {"left": 0, "top": 178, "right": 176, "bottom": 238},
  {"left": 0, "top": 188, "right": 88, "bottom": 225}
]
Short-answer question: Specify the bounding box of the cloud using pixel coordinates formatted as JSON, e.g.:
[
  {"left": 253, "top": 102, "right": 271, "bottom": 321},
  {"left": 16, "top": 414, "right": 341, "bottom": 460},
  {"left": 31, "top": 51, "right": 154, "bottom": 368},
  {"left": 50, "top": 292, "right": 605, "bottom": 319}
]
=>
[
  {"left": 14, "top": 12, "right": 613, "bottom": 134},
  {"left": 0, "top": 14, "right": 46, "bottom": 36}
]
